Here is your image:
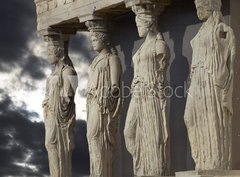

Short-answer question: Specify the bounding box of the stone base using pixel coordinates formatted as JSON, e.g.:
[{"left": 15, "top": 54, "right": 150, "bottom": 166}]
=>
[
  {"left": 176, "top": 170, "right": 240, "bottom": 177},
  {"left": 135, "top": 176, "right": 175, "bottom": 177}
]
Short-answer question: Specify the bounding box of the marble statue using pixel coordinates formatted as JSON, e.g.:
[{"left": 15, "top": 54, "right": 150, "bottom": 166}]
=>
[
  {"left": 124, "top": 3, "right": 170, "bottom": 176},
  {"left": 184, "top": 0, "right": 236, "bottom": 170},
  {"left": 42, "top": 35, "right": 77, "bottom": 177},
  {"left": 85, "top": 20, "right": 123, "bottom": 177}
]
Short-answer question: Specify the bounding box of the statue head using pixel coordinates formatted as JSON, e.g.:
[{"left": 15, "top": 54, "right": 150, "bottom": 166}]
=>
[
  {"left": 85, "top": 20, "right": 113, "bottom": 53},
  {"left": 195, "top": 0, "right": 222, "bottom": 21},
  {"left": 47, "top": 35, "right": 64, "bottom": 65},
  {"left": 90, "top": 31, "right": 110, "bottom": 52},
  {"left": 132, "top": 3, "right": 163, "bottom": 37},
  {"left": 48, "top": 45, "right": 64, "bottom": 65}
]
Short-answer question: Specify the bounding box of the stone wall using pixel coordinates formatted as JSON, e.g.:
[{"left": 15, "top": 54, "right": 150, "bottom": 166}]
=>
[
  {"left": 35, "top": 0, "right": 125, "bottom": 32},
  {"left": 230, "top": 0, "right": 240, "bottom": 170}
]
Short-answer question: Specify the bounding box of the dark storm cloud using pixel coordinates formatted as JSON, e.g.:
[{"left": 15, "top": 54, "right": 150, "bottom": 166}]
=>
[
  {"left": 0, "top": 91, "right": 48, "bottom": 176},
  {"left": 0, "top": 89, "right": 90, "bottom": 176},
  {"left": 0, "top": 0, "right": 36, "bottom": 65},
  {"left": 72, "top": 120, "right": 90, "bottom": 176},
  {"left": 0, "top": 0, "right": 49, "bottom": 82},
  {"left": 20, "top": 54, "right": 49, "bottom": 80},
  {"left": 70, "top": 32, "right": 96, "bottom": 62}
]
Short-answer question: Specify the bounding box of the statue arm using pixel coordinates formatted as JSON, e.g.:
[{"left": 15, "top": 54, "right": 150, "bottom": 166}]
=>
[
  {"left": 155, "top": 40, "right": 170, "bottom": 140},
  {"left": 42, "top": 79, "right": 50, "bottom": 108},
  {"left": 109, "top": 55, "right": 121, "bottom": 88},
  {"left": 223, "top": 27, "right": 236, "bottom": 91},
  {"left": 215, "top": 23, "right": 236, "bottom": 113},
  {"left": 106, "top": 55, "right": 122, "bottom": 145},
  {"left": 42, "top": 79, "right": 50, "bottom": 120},
  {"left": 109, "top": 55, "right": 122, "bottom": 97},
  {"left": 156, "top": 40, "right": 170, "bottom": 88},
  {"left": 156, "top": 40, "right": 170, "bottom": 72},
  {"left": 222, "top": 27, "right": 236, "bottom": 114},
  {"left": 108, "top": 55, "right": 122, "bottom": 117},
  {"left": 60, "top": 68, "right": 76, "bottom": 110}
]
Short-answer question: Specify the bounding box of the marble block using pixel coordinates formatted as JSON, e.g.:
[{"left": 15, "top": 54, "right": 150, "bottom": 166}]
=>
[
  {"left": 176, "top": 170, "right": 240, "bottom": 177},
  {"left": 135, "top": 176, "right": 175, "bottom": 177}
]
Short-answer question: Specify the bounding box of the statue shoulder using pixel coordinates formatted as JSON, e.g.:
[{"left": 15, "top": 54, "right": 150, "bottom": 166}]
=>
[
  {"left": 217, "top": 22, "right": 232, "bottom": 31},
  {"left": 109, "top": 54, "right": 121, "bottom": 66},
  {"left": 155, "top": 35, "right": 170, "bottom": 57},
  {"left": 62, "top": 66, "right": 77, "bottom": 78},
  {"left": 216, "top": 22, "right": 235, "bottom": 40}
]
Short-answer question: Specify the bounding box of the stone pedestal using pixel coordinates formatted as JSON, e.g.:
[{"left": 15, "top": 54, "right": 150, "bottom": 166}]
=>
[
  {"left": 176, "top": 170, "right": 240, "bottom": 177},
  {"left": 135, "top": 176, "right": 175, "bottom": 177}
]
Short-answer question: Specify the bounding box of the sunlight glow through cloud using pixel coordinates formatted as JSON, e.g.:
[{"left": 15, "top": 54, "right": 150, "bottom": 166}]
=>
[
  {"left": 69, "top": 52, "right": 89, "bottom": 121},
  {"left": 28, "top": 38, "right": 48, "bottom": 58}
]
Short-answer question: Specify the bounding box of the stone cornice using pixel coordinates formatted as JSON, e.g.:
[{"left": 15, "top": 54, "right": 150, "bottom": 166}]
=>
[
  {"left": 34, "top": 0, "right": 127, "bottom": 35},
  {"left": 34, "top": 0, "right": 170, "bottom": 37},
  {"left": 124, "top": 0, "right": 171, "bottom": 8}
]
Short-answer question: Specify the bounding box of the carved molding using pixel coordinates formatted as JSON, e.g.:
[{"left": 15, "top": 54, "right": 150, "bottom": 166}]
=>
[
  {"left": 85, "top": 19, "right": 108, "bottom": 32},
  {"left": 35, "top": 0, "right": 127, "bottom": 33},
  {"left": 39, "top": 28, "right": 76, "bottom": 42},
  {"left": 35, "top": 0, "right": 48, "bottom": 15},
  {"left": 124, "top": 0, "right": 171, "bottom": 8}
]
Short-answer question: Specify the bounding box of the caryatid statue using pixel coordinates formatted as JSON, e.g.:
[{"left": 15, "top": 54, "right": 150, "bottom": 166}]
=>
[
  {"left": 124, "top": 2, "right": 170, "bottom": 176},
  {"left": 184, "top": 0, "right": 236, "bottom": 170},
  {"left": 85, "top": 20, "right": 123, "bottom": 177},
  {"left": 42, "top": 34, "right": 77, "bottom": 177}
]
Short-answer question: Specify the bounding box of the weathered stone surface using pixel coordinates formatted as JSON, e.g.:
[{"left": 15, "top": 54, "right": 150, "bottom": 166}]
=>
[
  {"left": 184, "top": 0, "right": 236, "bottom": 171},
  {"left": 176, "top": 170, "right": 240, "bottom": 177},
  {"left": 85, "top": 19, "right": 123, "bottom": 177},
  {"left": 123, "top": 1, "right": 170, "bottom": 176},
  {"left": 34, "top": 0, "right": 125, "bottom": 33},
  {"left": 43, "top": 32, "right": 77, "bottom": 177},
  {"left": 124, "top": 0, "right": 171, "bottom": 8}
]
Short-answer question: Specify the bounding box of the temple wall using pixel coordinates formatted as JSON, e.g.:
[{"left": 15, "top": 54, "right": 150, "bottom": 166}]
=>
[
  {"left": 35, "top": 0, "right": 124, "bottom": 32},
  {"left": 230, "top": 0, "right": 240, "bottom": 170}
]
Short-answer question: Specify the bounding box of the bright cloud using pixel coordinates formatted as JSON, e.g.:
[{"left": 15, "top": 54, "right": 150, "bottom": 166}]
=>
[{"left": 0, "top": 34, "right": 90, "bottom": 122}]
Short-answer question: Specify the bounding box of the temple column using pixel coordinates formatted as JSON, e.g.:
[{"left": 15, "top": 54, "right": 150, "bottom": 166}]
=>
[
  {"left": 123, "top": 0, "right": 171, "bottom": 177},
  {"left": 176, "top": 0, "right": 240, "bottom": 176},
  {"left": 82, "top": 16, "right": 123, "bottom": 177},
  {"left": 42, "top": 28, "right": 77, "bottom": 177}
]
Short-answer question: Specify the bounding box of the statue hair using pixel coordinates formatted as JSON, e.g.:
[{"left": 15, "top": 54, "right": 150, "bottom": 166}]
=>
[
  {"left": 195, "top": 0, "right": 222, "bottom": 11},
  {"left": 91, "top": 31, "right": 118, "bottom": 55},
  {"left": 53, "top": 45, "right": 74, "bottom": 67}
]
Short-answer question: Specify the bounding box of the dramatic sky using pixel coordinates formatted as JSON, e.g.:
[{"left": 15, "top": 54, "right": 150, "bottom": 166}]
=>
[
  {"left": 0, "top": 0, "right": 93, "bottom": 176},
  {"left": 0, "top": 0, "right": 232, "bottom": 176}
]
